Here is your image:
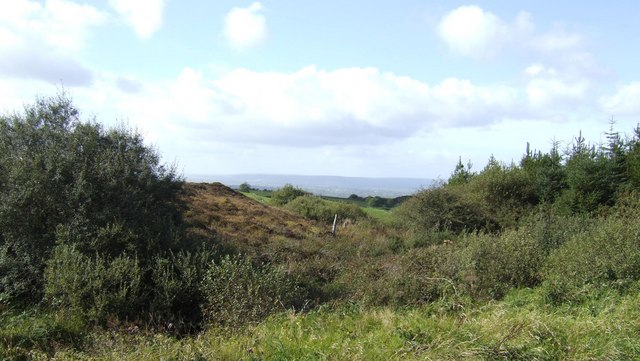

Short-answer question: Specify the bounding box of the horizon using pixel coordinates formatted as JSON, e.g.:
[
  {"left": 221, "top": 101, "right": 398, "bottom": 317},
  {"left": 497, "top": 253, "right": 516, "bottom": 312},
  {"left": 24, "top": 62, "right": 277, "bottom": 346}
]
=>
[
  {"left": 186, "top": 172, "right": 435, "bottom": 181},
  {"left": 186, "top": 173, "right": 436, "bottom": 198},
  {"left": 1, "top": 1, "right": 639, "bottom": 179}
]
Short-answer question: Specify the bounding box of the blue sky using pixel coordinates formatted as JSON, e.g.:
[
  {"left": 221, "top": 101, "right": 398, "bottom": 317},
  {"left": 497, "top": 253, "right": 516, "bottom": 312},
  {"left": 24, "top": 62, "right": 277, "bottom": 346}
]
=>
[{"left": 1, "top": 1, "right": 640, "bottom": 179}]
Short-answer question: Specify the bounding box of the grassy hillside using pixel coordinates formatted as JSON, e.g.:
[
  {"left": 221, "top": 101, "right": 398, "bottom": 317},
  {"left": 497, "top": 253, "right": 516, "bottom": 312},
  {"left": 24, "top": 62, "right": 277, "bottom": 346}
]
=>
[{"left": 182, "top": 182, "right": 324, "bottom": 255}]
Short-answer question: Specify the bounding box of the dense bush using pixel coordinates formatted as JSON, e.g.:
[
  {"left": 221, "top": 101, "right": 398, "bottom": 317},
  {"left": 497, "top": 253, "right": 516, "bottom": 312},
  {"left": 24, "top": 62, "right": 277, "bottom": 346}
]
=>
[
  {"left": 201, "top": 255, "right": 305, "bottom": 327},
  {"left": 469, "top": 229, "right": 546, "bottom": 299},
  {"left": 44, "top": 245, "right": 143, "bottom": 323},
  {"left": 465, "top": 158, "right": 538, "bottom": 228},
  {"left": 394, "top": 186, "right": 497, "bottom": 245},
  {"left": 271, "top": 184, "right": 308, "bottom": 206},
  {"left": 285, "top": 195, "right": 366, "bottom": 223},
  {"left": 543, "top": 213, "right": 640, "bottom": 304},
  {"left": 0, "top": 93, "right": 184, "bottom": 304},
  {"left": 44, "top": 245, "right": 214, "bottom": 330},
  {"left": 149, "top": 249, "right": 213, "bottom": 331}
]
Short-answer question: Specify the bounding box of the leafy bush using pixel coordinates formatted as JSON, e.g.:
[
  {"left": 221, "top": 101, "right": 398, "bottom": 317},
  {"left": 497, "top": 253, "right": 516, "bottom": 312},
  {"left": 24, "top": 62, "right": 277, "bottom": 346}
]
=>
[
  {"left": 271, "top": 184, "right": 309, "bottom": 206},
  {"left": 543, "top": 214, "right": 640, "bottom": 304},
  {"left": 149, "top": 249, "right": 213, "bottom": 331},
  {"left": 469, "top": 228, "right": 546, "bottom": 299},
  {"left": 44, "top": 245, "right": 143, "bottom": 324},
  {"left": 0, "top": 93, "right": 185, "bottom": 304},
  {"left": 334, "top": 241, "right": 471, "bottom": 308},
  {"left": 394, "top": 186, "right": 497, "bottom": 244},
  {"left": 238, "top": 182, "right": 251, "bottom": 192},
  {"left": 466, "top": 158, "right": 538, "bottom": 228},
  {"left": 285, "top": 195, "right": 366, "bottom": 223},
  {"left": 201, "top": 255, "right": 305, "bottom": 327}
]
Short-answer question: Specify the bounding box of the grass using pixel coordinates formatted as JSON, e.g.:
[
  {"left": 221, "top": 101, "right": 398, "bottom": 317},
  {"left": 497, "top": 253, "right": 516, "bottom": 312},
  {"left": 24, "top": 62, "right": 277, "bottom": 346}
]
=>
[
  {"left": 0, "top": 308, "right": 87, "bottom": 359},
  {"left": 240, "top": 190, "right": 272, "bottom": 204},
  {"left": 9, "top": 286, "right": 639, "bottom": 359},
  {"left": 362, "top": 206, "right": 392, "bottom": 222}
]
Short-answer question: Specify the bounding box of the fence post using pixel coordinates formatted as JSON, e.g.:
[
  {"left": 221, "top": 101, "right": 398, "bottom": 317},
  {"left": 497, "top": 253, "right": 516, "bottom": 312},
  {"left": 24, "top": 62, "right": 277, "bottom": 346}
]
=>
[{"left": 332, "top": 214, "right": 338, "bottom": 235}]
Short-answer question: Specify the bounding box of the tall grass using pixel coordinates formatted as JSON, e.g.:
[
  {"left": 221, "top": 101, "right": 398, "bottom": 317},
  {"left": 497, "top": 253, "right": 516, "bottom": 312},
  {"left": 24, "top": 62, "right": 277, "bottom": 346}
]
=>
[{"left": 14, "top": 287, "right": 640, "bottom": 360}]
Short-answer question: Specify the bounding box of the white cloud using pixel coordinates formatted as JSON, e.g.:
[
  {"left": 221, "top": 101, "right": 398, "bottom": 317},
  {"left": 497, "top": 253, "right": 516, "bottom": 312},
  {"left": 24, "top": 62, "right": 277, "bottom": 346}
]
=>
[
  {"left": 524, "top": 64, "right": 589, "bottom": 109},
  {"left": 224, "top": 2, "right": 267, "bottom": 49},
  {"left": 0, "top": 0, "right": 105, "bottom": 85},
  {"left": 600, "top": 82, "right": 640, "bottom": 116},
  {"left": 438, "top": 5, "right": 586, "bottom": 60},
  {"left": 531, "top": 24, "right": 583, "bottom": 53},
  {"left": 109, "top": 0, "right": 167, "bottom": 39},
  {"left": 437, "top": 5, "right": 507, "bottom": 58},
  {"left": 104, "top": 65, "right": 527, "bottom": 149},
  {"left": 0, "top": 62, "right": 611, "bottom": 177},
  {"left": 0, "top": 0, "right": 106, "bottom": 52}
]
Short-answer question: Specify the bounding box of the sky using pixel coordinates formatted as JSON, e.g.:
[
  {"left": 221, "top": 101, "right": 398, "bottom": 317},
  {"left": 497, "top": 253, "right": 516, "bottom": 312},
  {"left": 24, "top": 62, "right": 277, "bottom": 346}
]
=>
[{"left": 1, "top": 1, "right": 640, "bottom": 179}]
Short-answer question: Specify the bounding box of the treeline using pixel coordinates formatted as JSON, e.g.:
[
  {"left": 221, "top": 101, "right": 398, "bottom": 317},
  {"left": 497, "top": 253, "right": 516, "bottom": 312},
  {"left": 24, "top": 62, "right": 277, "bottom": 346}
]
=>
[
  {"left": 347, "top": 194, "right": 409, "bottom": 209},
  {"left": 388, "top": 122, "right": 640, "bottom": 301},
  {"left": 399, "top": 125, "right": 640, "bottom": 238}
]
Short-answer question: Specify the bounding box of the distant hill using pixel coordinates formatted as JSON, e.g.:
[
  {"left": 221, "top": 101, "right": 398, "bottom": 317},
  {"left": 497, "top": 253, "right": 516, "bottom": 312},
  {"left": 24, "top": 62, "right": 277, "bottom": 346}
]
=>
[{"left": 186, "top": 174, "right": 435, "bottom": 198}]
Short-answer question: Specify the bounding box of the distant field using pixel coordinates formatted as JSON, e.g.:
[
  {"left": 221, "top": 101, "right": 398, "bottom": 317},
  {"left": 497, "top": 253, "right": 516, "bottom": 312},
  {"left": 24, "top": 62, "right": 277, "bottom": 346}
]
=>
[
  {"left": 240, "top": 188, "right": 398, "bottom": 223},
  {"left": 362, "top": 206, "right": 392, "bottom": 222}
]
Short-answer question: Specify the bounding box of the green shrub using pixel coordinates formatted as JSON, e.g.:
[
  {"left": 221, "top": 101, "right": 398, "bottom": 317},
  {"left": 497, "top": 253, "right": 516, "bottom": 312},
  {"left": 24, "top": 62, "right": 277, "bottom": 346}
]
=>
[
  {"left": 394, "top": 186, "right": 497, "bottom": 244},
  {"left": 271, "top": 184, "right": 308, "bottom": 206},
  {"left": 285, "top": 195, "right": 366, "bottom": 223},
  {"left": 336, "top": 242, "right": 471, "bottom": 307},
  {"left": 44, "top": 245, "right": 143, "bottom": 324},
  {"left": 0, "top": 93, "right": 185, "bottom": 304},
  {"left": 238, "top": 182, "right": 251, "bottom": 192},
  {"left": 466, "top": 159, "right": 538, "bottom": 228},
  {"left": 201, "top": 255, "right": 305, "bottom": 327},
  {"left": 543, "top": 215, "right": 640, "bottom": 304},
  {"left": 469, "top": 229, "right": 546, "bottom": 299},
  {"left": 149, "top": 249, "right": 214, "bottom": 331}
]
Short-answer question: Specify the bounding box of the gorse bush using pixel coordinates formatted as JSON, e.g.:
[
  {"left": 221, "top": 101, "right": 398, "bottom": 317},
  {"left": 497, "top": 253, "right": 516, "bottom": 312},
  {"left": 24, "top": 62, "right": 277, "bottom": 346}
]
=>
[
  {"left": 0, "top": 93, "right": 184, "bottom": 304},
  {"left": 149, "top": 249, "right": 213, "bottom": 331},
  {"left": 271, "top": 184, "right": 308, "bottom": 206},
  {"left": 543, "top": 213, "right": 640, "bottom": 304},
  {"left": 469, "top": 229, "right": 546, "bottom": 299},
  {"left": 44, "top": 244, "right": 215, "bottom": 330},
  {"left": 285, "top": 195, "right": 366, "bottom": 223},
  {"left": 394, "top": 186, "right": 497, "bottom": 245},
  {"left": 201, "top": 255, "right": 305, "bottom": 327},
  {"left": 44, "top": 245, "right": 143, "bottom": 324}
]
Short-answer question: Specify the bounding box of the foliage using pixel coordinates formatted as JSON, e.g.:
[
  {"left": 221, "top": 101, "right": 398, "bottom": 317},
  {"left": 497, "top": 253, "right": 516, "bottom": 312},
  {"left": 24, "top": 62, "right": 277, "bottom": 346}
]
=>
[
  {"left": 238, "top": 182, "right": 251, "bottom": 192},
  {"left": 148, "top": 248, "right": 214, "bottom": 331},
  {"left": 0, "top": 93, "right": 184, "bottom": 304},
  {"left": 44, "top": 245, "right": 143, "bottom": 324},
  {"left": 394, "top": 186, "right": 497, "bottom": 244},
  {"left": 468, "top": 228, "right": 546, "bottom": 299},
  {"left": 520, "top": 142, "right": 566, "bottom": 203},
  {"left": 447, "top": 156, "right": 474, "bottom": 185},
  {"left": 270, "top": 184, "right": 308, "bottom": 205},
  {"left": 543, "top": 212, "right": 640, "bottom": 304},
  {"left": 201, "top": 255, "right": 305, "bottom": 327},
  {"left": 465, "top": 157, "right": 538, "bottom": 228},
  {"left": 285, "top": 195, "right": 366, "bottom": 223}
]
